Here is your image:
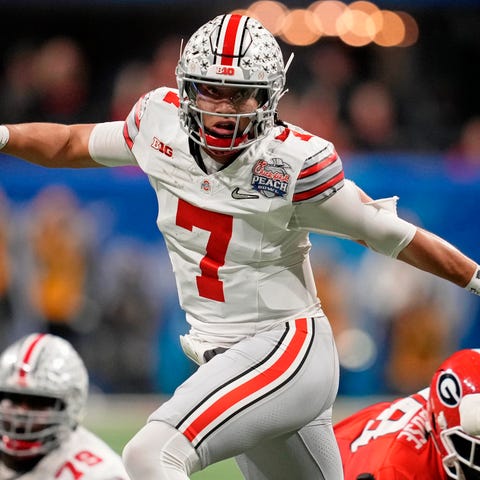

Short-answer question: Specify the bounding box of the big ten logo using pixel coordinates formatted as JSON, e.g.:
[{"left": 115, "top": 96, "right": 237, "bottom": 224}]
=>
[
  {"left": 151, "top": 137, "right": 173, "bottom": 157},
  {"left": 216, "top": 66, "right": 235, "bottom": 76}
]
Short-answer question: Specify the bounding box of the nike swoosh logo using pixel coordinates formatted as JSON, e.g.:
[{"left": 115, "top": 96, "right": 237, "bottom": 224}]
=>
[{"left": 231, "top": 187, "right": 260, "bottom": 200}]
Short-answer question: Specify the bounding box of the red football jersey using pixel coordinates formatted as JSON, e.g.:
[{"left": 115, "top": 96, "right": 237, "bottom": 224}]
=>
[{"left": 334, "top": 388, "right": 447, "bottom": 479}]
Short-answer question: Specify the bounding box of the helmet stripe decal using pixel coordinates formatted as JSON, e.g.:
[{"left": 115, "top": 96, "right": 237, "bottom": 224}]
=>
[
  {"left": 218, "top": 14, "right": 244, "bottom": 66},
  {"left": 17, "top": 333, "right": 46, "bottom": 385}
]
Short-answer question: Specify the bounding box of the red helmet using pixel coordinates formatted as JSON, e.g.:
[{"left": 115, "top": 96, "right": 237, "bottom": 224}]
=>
[{"left": 428, "top": 349, "right": 480, "bottom": 479}]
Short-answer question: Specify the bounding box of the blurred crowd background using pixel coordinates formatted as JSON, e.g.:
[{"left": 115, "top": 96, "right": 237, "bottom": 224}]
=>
[{"left": 1, "top": 0, "right": 480, "bottom": 398}]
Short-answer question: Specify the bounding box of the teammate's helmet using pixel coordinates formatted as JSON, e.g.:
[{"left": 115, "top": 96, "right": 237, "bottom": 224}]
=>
[
  {"left": 176, "top": 13, "right": 289, "bottom": 152},
  {"left": 428, "top": 349, "right": 480, "bottom": 479},
  {"left": 0, "top": 333, "right": 88, "bottom": 457}
]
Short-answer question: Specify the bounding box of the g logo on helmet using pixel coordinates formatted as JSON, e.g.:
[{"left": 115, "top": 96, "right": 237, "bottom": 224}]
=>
[{"left": 437, "top": 371, "right": 462, "bottom": 407}]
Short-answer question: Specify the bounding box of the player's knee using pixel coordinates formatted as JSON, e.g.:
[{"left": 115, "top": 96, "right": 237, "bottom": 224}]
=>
[
  {"left": 122, "top": 421, "right": 201, "bottom": 479},
  {"left": 122, "top": 429, "right": 153, "bottom": 479}
]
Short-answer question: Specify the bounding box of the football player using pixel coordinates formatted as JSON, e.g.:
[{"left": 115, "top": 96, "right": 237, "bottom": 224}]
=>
[
  {"left": 0, "top": 333, "right": 129, "bottom": 479},
  {"left": 334, "top": 349, "right": 480, "bottom": 479},
  {"left": 1, "top": 13, "right": 479, "bottom": 480}
]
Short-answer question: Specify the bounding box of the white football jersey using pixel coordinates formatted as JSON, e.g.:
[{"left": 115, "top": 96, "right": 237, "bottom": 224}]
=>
[
  {"left": 0, "top": 426, "right": 128, "bottom": 480},
  {"left": 112, "top": 87, "right": 344, "bottom": 343}
]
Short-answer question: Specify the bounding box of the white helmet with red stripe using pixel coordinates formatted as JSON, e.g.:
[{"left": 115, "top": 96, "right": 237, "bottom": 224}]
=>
[
  {"left": 176, "top": 13, "right": 291, "bottom": 152},
  {"left": 0, "top": 333, "right": 88, "bottom": 457}
]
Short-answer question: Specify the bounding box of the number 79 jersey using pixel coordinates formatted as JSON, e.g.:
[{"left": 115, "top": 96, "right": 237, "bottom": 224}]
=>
[
  {"left": 0, "top": 427, "right": 129, "bottom": 480},
  {"left": 123, "top": 87, "right": 345, "bottom": 343}
]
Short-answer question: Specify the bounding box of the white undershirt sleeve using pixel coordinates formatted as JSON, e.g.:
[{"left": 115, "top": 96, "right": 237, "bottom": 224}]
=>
[
  {"left": 88, "top": 121, "right": 137, "bottom": 167},
  {"left": 289, "top": 179, "right": 417, "bottom": 258}
]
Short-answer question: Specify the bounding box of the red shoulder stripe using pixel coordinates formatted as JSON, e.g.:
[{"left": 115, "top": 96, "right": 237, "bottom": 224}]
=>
[
  {"left": 293, "top": 171, "right": 344, "bottom": 202},
  {"left": 298, "top": 151, "right": 338, "bottom": 180}
]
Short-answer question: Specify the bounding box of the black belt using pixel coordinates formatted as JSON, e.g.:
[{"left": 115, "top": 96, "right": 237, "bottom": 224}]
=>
[{"left": 203, "top": 347, "right": 228, "bottom": 362}]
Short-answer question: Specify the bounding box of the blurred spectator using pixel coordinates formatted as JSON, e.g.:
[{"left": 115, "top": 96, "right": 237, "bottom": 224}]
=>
[
  {"left": 108, "top": 60, "right": 152, "bottom": 120},
  {"left": 83, "top": 240, "right": 162, "bottom": 393},
  {"left": 346, "top": 80, "right": 405, "bottom": 151},
  {"left": 444, "top": 116, "right": 480, "bottom": 181},
  {"left": 449, "top": 116, "right": 480, "bottom": 164},
  {"left": 305, "top": 41, "right": 357, "bottom": 103},
  {"left": 386, "top": 300, "right": 451, "bottom": 393},
  {"left": 278, "top": 87, "right": 352, "bottom": 152},
  {"left": 148, "top": 35, "right": 182, "bottom": 89},
  {"left": 30, "top": 37, "right": 99, "bottom": 123},
  {"left": 310, "top": 248, "right": 353, "bottom": 340},
  {"left": 0, "top": 42, "right": 38, "bottom": 123},
  {"left": 352, "top": 247, "right": 468, "bottom": 395},
  {"left": 0, "top": 190, "right": 15, "bottom": 351},
  {"left": 108, "top": 36, "right": 181, "bottom": 121},
  {"left": 23, "top": 185, "right": 97, "bottom": 349}
]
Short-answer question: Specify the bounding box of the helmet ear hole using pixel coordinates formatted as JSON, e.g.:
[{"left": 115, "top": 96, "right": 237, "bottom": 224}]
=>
[{"left": 256, "top": 89, "right": 269, "bottom": 107}]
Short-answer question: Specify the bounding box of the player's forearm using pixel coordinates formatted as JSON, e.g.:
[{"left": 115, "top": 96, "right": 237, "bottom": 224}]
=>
[
  {"left": 397, "top": 227, "right": 477, "bottom": 288},
  {"left": 1, "top": 123, "right": 98, "bottom": 168}
]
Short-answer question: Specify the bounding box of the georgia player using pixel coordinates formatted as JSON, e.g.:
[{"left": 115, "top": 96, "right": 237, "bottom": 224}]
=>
[
  {"left": 0, "top": 333, "right": 129, "bottom": 480},
  {"left": 1, "top": 12, "right": 480, "bottom": 480},
  {"left": 334, "top": 349, "right": 480, "bottom": 479}
]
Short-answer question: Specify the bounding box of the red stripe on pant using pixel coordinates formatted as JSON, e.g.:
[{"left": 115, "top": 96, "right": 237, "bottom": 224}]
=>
[{"left": 183, "top": 318, "right": 309, "bottom": 442}]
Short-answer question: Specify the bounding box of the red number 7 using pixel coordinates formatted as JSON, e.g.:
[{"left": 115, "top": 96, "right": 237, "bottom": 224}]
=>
[{"left": 176, "top": 199, "right": 233, "bottom": 302}]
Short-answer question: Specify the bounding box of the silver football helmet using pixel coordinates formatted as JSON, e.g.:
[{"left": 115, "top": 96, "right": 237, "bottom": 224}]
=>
[
  {"left": 0, "top": 333, "right": 88, "bottom": 457},
  {"left": 176, "top": 13, "right": 292, "bottom": 152}
]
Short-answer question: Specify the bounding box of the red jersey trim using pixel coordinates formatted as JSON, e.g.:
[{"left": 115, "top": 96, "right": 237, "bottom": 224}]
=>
[
  {"left": 123, "top": 122, "right": 133, "bottom": 150},
  {"left": 298, "top": 151, "right": 339, "bottom": 180},
  {"left": 293, "top": 171, "right": 345, "bottom": 202},
  {"left": 275, "top": 128, "right": 290, "bottom": 142}
]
